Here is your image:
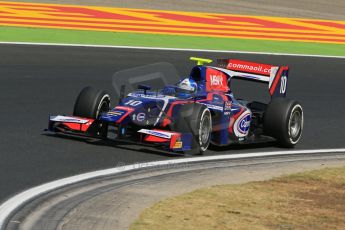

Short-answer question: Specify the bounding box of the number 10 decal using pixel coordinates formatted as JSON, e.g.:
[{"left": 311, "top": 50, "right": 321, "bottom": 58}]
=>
[
  {"left": 280, "top": 75, "right": 287, "bottom": 94},
  {"left": 124, "top": 100, "right": 142, "bottom": 106}
]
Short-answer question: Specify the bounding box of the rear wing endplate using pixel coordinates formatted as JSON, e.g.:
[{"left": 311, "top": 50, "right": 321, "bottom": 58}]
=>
[{"left": 218, "top": 59, "right": 289, "bottom": 98}]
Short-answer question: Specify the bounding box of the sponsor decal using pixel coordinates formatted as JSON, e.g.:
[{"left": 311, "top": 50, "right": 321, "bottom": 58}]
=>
[
  {"left": 124, "top": 99, "right": 143, "bottom": 106},
  {"left": 63, "top": 118, "right": 83, "bottom": 122},
  {"left": 147, "top": 130, "right": 170, "bottom": 139},
  {"left": 173, "top": 141, "right": 183, "bottom": 149},
  {"left": 202, "top": 103, "right": 224, "bottom": 111},
  {"left": 128, "top": 93, "right": 175, "bottom": 99},
  {"left": 224, "top": 101, "right": 232, "bottom": 111},
  {"left": 210, "top": 75, "right": 223, "bottom": 86},
  {"left": 233, "top": 111, "right": 251, "bottom": 138},
  {"left": 206, "top": 68, "right": 229, "bottom": 92},
  {"left": 137, "top": 112, "right": 146, "bottom": 122},
  {"left": 138, "top": 129, "right": 172, "bottom": 139},
  {"left": 107, "top": 111, "right": 124, "bottom": 116},
  {"left": 239, "top": 116, "right": 251, "bottom": 134},
  {"left": 50, "top": 115, "right": 89, "bottom": 124},
  {"left": 227, "top": 59, "right": 273, "bottom": 76},
  {"left": 280, "top": 75, "right": 287, "bottom": 94}
]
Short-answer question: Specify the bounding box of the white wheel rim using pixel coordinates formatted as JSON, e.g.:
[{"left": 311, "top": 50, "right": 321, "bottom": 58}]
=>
[
  {"left": 288, "top": 104, "right": 303, "bottom": 144},
  {"left": 199, "top": 109, "right": 211, "bottom": 151}
]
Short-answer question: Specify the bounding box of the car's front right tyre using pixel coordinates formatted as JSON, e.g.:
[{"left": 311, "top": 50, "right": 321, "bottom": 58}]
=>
[{"left": 174, "top": 103, "right": 212, "bottom": 155}]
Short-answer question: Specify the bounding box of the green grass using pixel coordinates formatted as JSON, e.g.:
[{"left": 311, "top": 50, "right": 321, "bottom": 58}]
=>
[{"left": 1, "top": 26, "right": 345, "bottom": 56}]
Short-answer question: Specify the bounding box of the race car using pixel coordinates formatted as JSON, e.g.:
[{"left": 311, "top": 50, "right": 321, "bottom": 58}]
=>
[{"left": 47, "top": 57, "right": 304, "bottom": 154}]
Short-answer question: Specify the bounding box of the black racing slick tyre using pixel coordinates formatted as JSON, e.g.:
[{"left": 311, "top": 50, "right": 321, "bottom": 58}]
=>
[
  {"left": 264, "top": 98, "right": 304, "bottom": 148},
  {"left": 73, "top": 86, "right": 110, "bottom": 119},
  {"left": 174, "top": 103, "right": 212, "bottom": 155}
]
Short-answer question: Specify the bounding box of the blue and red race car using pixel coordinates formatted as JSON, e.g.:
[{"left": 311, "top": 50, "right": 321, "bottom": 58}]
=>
[{"left": 47, "top": 57, "right": 304, "bottom": 154}]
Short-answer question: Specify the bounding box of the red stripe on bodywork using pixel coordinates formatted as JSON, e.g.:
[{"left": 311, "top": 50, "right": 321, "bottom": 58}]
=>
[
  {"left": 163, "top": 100, "right": 202, "bottom": 127},
  {"left": 62, "top": 119, "right": 94, "bottom": 132},
  {"left": 144, "top": 135, "right": 169, "bottom": 143},
  {"left": 269, "top": 66, "right": 288, "bottom": 95},
  {"left": 228, "top": 107, "right": 244, "bottom": 133},
  {"left": 114, "top": 106, "right": 134, "bottom": 123},
  {"left": 169, "top": 133, "right": 181, "bottom": 149}
]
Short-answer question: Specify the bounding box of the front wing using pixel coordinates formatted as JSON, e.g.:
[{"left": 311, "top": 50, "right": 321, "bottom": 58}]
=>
[{"left": 47, "top": 115, "right": 192, "bottom": 152}]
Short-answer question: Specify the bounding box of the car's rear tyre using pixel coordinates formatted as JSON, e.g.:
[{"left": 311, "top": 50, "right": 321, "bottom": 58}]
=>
[
  {"left": 264, "top": 98, "right": 303, "bottom": 147},
  {"left": 73, "top": 86, "right": 110, "bottom": 119},
  {"left": 174, "top": 103, "right": 212, "bottom": 155}
]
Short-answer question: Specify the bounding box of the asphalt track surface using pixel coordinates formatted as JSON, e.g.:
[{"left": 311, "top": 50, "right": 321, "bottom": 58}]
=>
[
  {"left": 0, "top": 44, "right": 344, "bottom": 202},
  {"left": 6, "top": 154, "right": 345, "bottom": 230}
]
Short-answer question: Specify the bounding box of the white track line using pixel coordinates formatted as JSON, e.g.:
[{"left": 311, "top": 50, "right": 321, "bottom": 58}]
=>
[
  {"left": 0, "top": 148, "right": 344, "bottom": 228},
  {"left": 0, "top": 41, "right": 344, "bottom": 59}
]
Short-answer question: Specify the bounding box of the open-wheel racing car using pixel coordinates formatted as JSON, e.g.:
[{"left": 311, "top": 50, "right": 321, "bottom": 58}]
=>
[{"left": 47, "top": 57, "right": 304, "bottom": 155}]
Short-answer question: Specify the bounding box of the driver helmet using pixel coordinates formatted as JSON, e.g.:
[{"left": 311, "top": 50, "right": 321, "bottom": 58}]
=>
[{"left": 177, "top": 78, "right": 197, "bottom": 94}]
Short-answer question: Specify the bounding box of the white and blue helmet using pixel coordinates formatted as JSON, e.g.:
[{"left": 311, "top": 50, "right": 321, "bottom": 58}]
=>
[{"left": 177, "top": 78, "right": 197, "bottom": 93}]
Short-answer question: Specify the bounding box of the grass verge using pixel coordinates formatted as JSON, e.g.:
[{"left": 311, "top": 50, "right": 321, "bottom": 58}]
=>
[
  {"left": 131, "top": 166, "right": 345, "bottom": 230},
  {"left": 1, "top": 26, "right": 345, "bottom": 56}
]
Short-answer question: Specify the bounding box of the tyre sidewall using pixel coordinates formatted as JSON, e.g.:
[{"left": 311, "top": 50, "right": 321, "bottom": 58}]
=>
[
  {"left": 287, "top": 104, "right": 303, "bottom": 145},
  {"left": 73, "top": 87, "right": 110, "bottom": 119},
  {"left": 264, "top": 98, "right": 303, "bottom": 147},
  {"left": 174, "top": 103, "right": 212, "bottom": 154},
  {"left": 198, "top": 108, "right": 212, "bottom": 152}
]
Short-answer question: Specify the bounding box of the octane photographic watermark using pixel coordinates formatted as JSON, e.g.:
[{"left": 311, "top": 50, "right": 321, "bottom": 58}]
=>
[
  {"left": 111, "top": 62, "right": 181, "bottom": 102},
  {"left": 109, "top": 62, "right": 197, "bottom": 154},
  {"left": 115, "top": 161, "right": 191, "bottom": 171}
]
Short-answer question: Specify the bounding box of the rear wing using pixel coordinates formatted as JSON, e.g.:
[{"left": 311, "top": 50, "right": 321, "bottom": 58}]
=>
[{"left": 217, "top": 59, "right": 289, "bottom": 98}]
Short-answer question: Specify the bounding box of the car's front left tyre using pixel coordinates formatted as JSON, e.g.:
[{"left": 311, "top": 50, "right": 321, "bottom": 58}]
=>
[{"left": 73, "top": 86, "right": 110, "bottom": 119}]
